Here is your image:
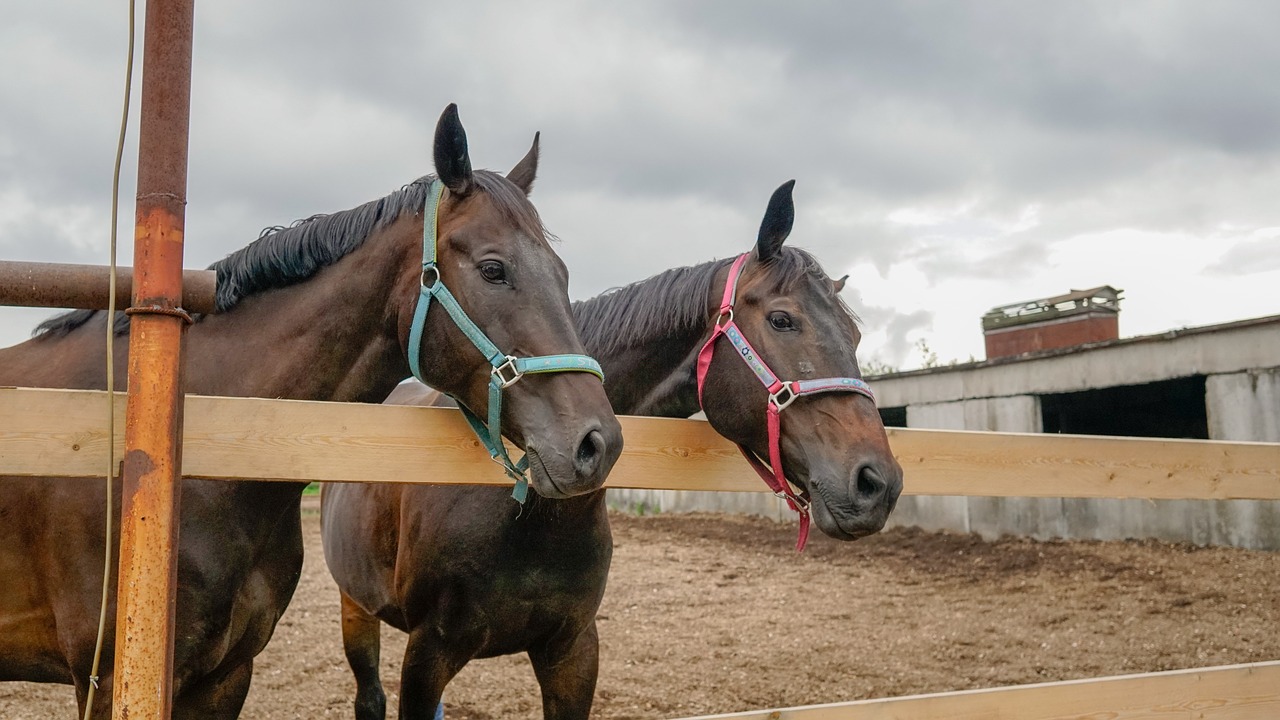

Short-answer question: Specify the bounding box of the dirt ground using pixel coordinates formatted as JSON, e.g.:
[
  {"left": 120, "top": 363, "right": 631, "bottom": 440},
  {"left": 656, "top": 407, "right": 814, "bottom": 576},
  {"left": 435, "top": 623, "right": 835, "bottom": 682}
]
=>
[{"left": 3, "top": 504, "right": 1277, "bottom": 719}]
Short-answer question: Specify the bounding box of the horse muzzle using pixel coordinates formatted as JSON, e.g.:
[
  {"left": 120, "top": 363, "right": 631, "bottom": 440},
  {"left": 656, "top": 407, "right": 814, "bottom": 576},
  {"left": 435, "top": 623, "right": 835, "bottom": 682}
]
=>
[
  {"left": 807, "top": 457, "right": 903, "bottom": 540},
  {"left": 524, "top": 417, "right": 623, "bottom": 499}
]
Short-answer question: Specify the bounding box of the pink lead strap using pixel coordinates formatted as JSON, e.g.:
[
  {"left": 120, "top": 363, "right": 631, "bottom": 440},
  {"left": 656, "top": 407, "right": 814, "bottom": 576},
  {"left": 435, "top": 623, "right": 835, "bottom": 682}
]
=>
[{"left": 695, "top": 253, "right": 876, "bottom": 551}]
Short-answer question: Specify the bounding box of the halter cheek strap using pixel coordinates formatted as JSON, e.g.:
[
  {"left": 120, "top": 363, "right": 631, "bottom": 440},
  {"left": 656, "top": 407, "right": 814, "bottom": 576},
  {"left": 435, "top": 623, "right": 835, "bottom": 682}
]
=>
[
  {"left": 695, "top": 252, "right": 876, "bottom": 551},
  {"left": 407, "top": 180, "right": 605, "bottom": 503}
]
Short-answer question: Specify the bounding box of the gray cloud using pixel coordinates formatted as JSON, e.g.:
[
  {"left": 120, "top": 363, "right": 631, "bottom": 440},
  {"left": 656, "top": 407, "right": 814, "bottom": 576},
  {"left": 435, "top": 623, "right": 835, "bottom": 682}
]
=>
[
  {"left": 1207, "top": 234, "right": 1280, "bottom": 276},
  {"left": 2, "top": 1, "right": 1279, "bottom": 359}
]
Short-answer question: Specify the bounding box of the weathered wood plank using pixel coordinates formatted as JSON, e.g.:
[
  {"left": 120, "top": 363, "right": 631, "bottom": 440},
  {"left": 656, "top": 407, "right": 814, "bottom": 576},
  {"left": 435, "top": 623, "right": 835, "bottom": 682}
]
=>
[
  {"left": 672, "top": 661, "right": 1280, "bottom": 720},
  {"left": 886, "top": 426, "right": 1280, "bottom": 500},
  {"left": 2, "top": 387, "right": 1278, "bottom": 499},
  {"left": 0, "top": 387, "right": 750, "bottom": 489}
]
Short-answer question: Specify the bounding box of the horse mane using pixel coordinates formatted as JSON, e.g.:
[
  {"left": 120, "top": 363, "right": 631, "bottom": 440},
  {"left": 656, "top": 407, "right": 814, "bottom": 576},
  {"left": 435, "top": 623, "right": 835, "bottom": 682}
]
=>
[
  {"left": 34, "top": 170, "right": 546, "bottom": 338},
  {"left": 572, "top": 246, "right": 843, "bottom": 357}
]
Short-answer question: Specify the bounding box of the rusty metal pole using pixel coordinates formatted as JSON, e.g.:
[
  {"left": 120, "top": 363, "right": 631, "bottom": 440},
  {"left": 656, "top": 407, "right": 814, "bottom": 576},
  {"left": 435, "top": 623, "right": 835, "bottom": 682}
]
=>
[
  {"left": 112, "top": 0, "right": 194, "bottom": 716},
  {"left": 0, "top": 261, "right": 216, "bottom": 313}
]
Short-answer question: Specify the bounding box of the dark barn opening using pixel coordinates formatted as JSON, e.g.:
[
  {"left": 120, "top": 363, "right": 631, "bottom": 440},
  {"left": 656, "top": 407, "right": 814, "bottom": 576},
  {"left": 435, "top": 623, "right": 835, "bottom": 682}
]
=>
[
  {"left": 879, "top": 406, "right": 907, "bottom": 428},
  {"left": 1039, "top": 376, "right": 1208, "bottom": 439}
]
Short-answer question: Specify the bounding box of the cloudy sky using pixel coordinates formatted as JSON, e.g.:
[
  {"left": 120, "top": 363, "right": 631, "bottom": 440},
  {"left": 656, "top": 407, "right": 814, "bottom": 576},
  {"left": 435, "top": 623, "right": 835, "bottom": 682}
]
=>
[{"left": 3, "top": 1, "right": 1278, "bottom": 370}]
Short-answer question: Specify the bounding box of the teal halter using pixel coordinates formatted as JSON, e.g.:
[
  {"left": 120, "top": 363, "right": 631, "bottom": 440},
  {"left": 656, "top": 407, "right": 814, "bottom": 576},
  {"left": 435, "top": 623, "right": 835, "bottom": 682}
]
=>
[{"left": 406, "top": 180, "right": 605, "bottom": 502}]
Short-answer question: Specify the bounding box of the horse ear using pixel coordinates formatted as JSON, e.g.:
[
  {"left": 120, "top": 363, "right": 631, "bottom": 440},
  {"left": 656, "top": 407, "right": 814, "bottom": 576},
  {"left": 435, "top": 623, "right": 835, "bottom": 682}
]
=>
[
  {"left": 433, "top": 103, "right": 474, "bottom": 196},
  {"left": 755, "top": 180, "right": 796, "bottom": 261},
  {"left": 506, "top": 132, "right": 540, "bottom": 195},
  {"left": 833, "top": 274, "right": 848, "bottom": 294}
]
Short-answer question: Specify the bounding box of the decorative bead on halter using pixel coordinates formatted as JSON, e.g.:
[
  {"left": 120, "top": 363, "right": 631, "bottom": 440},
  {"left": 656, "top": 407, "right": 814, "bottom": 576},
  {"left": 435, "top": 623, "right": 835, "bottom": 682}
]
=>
[
  {"left": 695, "top": 252, "right": 876, "bottom": 550},
  {"left": 406, "top": 179, "right": 606, "bottom": 503}
]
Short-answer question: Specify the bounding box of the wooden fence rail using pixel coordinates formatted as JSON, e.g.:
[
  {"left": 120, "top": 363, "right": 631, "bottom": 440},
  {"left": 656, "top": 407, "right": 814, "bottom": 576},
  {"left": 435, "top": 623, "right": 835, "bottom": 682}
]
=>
[
  {"left": 3, "top": 386, "right": 1278, "bottom": 499},
  {"left": 671, "top": 661, "right": 1280, "bottom": 720}
]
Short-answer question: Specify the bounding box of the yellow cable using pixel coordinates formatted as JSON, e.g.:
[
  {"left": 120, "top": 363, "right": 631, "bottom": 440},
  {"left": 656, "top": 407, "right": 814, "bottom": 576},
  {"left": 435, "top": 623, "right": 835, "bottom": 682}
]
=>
[{"left": 83, "top": 0, "right": 134, "bottom": 715}]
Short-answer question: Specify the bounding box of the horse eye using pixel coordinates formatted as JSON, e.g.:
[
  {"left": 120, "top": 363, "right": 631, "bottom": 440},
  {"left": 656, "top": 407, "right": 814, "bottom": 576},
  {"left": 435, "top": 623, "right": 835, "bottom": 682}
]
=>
[
  {"left": 769, "top": 311, "right": 794, "bottom": 331},
  {"left": 478, "top": 261, "right": 507, "bottom": 284}
]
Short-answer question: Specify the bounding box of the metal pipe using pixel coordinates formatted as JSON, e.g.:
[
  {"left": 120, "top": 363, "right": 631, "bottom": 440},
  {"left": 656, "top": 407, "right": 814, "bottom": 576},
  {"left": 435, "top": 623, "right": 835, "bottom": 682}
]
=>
[
  {"left": 112, "top": 0, "right": 193, "bottom": 716},
  {"left": 0, "top": 261, "right": 216, "bottom": 314}
]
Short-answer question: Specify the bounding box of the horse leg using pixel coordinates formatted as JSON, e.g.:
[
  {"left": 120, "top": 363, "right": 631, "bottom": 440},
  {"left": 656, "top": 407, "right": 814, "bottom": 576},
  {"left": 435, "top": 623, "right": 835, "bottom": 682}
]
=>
[
  {"left": 528, "top": 621, "right": 600, "bottom": 720},
  {"left": 170, "top": 659, "right": 253, "bottom": 720},
  {"left": 397, "top": 625, "right": 462, "bottom": 720},
  {"left": 342, "top": 590, "right": 388, "bottom": 720}
]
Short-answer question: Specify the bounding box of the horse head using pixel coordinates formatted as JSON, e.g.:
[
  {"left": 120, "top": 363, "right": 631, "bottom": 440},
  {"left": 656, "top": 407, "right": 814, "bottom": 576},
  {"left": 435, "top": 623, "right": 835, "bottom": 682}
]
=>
[
  {"left": 400, "top": 105, "right": 622, "bottom": 498},
  {"left": 698, "top": 181, "right": 902, "bottom": 540}
]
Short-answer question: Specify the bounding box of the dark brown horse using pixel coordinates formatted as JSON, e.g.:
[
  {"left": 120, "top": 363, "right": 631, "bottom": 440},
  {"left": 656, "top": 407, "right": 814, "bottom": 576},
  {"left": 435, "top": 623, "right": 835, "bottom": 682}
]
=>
[
  {"left": 0, "top": 105, "right": 621, "bottom": 718},
  {"left": 321, "top": 181, "right": 903, "bottom": 720}
]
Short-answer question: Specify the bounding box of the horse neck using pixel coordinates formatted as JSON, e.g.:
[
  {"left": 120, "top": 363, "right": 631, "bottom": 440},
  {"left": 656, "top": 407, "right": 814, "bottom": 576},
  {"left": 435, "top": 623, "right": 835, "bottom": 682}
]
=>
[
  {"left": 183, "top": 223, "right": 416, "bottom": 403},
  {"left": 590, "top": 332, "right": 706, "bottom": 418},
  {"left": 577, "top": 263, "right": 724, "bottom": 419}
]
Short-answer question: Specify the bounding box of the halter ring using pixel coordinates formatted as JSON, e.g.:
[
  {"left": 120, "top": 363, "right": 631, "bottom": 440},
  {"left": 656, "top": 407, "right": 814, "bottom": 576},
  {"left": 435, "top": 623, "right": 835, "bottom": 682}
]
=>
[
  {"left": 714, "top": 308, "right": 734, "bottom": 329},
  {"left": 493, "top": 355, "right": 524, "bottom": 388},
  {"left": 769, "top": 383, "right": 798, "bottom": 412},
  {"left": 420, "top": 265, "right": 441, "bottom": 290}
]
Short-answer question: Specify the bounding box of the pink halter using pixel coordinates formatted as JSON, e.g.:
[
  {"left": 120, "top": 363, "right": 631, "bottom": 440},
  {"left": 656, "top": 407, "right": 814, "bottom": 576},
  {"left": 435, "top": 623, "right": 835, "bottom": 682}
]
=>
[{"left": 695, "top": 253, "right": 876, "bottom": 551}]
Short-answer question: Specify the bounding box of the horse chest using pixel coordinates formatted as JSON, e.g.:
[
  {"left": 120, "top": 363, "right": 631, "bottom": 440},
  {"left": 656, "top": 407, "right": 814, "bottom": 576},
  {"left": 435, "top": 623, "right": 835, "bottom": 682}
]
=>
[
  {"left": 172, "top": 492, "right": 305, "bottom": 680},
  {"left": 432, "top": 557, "right": 607, "bottom": 659}
]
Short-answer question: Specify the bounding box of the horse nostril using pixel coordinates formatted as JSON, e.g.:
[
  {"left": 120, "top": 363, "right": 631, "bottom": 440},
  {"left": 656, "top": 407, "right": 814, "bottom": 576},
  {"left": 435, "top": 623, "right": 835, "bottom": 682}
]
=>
[
  {"left": 856, "top": 465, "right": 887, "bottom": 503},
  {"left": 574, "top": 428, "right": 605, "bottom": 477}
]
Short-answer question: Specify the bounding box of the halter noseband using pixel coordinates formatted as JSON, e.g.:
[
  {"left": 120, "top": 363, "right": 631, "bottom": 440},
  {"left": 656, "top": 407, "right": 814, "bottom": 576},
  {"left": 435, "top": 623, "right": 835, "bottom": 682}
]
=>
[
  {"left": 407, "top": 179, "right": 605, "bottom": 503},
  {"left": 695, "top": 252, "right": 876, "bottom": 550}
]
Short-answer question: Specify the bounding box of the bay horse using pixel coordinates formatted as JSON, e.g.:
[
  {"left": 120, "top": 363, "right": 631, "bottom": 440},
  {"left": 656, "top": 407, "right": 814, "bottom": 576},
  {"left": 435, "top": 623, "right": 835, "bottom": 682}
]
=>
[
  {"left": 321, "top": 181, "right": 903, "bottom": 720},
  {"left": 0, "top": 104, "right": 621, "bottom": 718}
]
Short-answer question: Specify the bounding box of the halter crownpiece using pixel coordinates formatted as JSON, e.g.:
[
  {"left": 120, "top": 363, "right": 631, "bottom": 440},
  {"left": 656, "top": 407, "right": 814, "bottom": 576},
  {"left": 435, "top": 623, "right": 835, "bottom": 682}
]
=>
[
  {"left": 695, "top": 252, "right": 876, "bottom": 551},
  {"left": 407, "top": 179, "right": 606, "bottom": 503}
]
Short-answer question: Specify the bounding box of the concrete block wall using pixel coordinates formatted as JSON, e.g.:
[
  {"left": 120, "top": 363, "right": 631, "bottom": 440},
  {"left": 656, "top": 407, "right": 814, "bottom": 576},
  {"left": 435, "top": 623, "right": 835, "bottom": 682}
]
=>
[
  {"left": 1202, "top": 368, "right": 1280, "bottom": 549},
  {"left": 1208, "top": 368, "right": 1280, "bottom": 442},
  {"left": 887, "top": 395, "right": 1068, "bottom": 539},
  {"left": 884, "top": 367, "right": 1280, "bottom": 550},
  {"left": 606, "top": 487, "right": 792, "bottom": 522}
]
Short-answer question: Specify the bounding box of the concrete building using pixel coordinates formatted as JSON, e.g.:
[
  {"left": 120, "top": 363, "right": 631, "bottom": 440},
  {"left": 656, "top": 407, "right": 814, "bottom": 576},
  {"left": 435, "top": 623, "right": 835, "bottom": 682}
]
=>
[
  {"left": 876, "top": 310, "right": 1280, "bottom": 550},
  {"left": 610, "top": 291, "right": 1280, "bottom": 550}
]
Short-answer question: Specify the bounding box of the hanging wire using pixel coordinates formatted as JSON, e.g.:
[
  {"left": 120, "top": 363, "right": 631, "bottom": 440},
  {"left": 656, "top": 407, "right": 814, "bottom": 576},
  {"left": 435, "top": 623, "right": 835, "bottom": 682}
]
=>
[{"left": 83, "top": 0, "right": 135, "bottom": 715}]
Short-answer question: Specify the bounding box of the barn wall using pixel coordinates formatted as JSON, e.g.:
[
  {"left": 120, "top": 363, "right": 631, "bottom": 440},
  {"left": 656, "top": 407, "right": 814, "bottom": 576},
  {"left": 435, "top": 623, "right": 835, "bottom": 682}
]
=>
[
  {"left": 874, "top": 321, "right": 1280, "bottom": 550},
  {"left": 1203, "top": 368, "right": 1280, "bottom": 549},
  {"left": 606, "top": 486, "right": 792, "bottom": 522},
  {"left": 874, "top": 319, "right": 1280, "bottom": 409},
  {"left": 1207, "top": 368, "right": 1280, "bottom": 442}
]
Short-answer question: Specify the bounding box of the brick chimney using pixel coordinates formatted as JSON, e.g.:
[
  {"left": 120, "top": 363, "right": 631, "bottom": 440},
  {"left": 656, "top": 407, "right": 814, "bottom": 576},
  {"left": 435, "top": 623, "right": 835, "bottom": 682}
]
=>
[{"left": 982, "top": 286, "right": 1122, "bottom": 359}]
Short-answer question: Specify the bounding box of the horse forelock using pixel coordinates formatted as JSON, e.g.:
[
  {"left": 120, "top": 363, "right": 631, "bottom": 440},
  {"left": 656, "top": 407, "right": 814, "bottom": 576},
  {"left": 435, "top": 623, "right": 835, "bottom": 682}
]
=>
[
  {"left": 757, "top": 246, "right": 861, "bottom": 325},
  {"left": 466, "top": 171, "right": 555, "bottom": 246}
]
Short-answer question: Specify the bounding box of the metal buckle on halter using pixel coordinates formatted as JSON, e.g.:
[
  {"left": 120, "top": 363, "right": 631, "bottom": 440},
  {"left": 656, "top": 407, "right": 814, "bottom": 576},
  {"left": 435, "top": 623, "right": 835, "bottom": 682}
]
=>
[
  {"left": 769, "top": 383, "right": 798, "bottom": 411},
  {"left": 714, "top": 308, "right": 734, "bottom": 329},
  {"left": 774, "top": 489, "right": 811, "bottom": 513},
  {"left": 492, "top": 355, "right": 523, "bottom": 388},
  {"left": 489, "top": 452, "right": 522, "bottom": 477},
  {"left": 420, "top": 264, "right": 441, "bottom": 290}
]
